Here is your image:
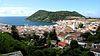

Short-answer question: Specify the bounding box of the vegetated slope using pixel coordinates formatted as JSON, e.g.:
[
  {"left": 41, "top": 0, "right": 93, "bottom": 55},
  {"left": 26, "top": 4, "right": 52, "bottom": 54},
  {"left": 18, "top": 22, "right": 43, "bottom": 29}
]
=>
[{"left": 27, "top": 10, "right": 84, "bottom": 22}]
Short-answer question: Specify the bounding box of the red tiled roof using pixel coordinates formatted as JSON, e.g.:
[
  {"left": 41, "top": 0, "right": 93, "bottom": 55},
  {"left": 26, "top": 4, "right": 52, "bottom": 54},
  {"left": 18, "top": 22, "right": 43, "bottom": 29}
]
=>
[{"left": 58, "top": 42, "right": 68, "bottom": 47}]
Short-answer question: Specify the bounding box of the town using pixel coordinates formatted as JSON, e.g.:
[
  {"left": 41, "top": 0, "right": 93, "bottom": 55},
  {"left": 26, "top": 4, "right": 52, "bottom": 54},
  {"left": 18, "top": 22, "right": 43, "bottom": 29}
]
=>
[{"left": 0, "top": 18, "right": 100, "bottom": 56}]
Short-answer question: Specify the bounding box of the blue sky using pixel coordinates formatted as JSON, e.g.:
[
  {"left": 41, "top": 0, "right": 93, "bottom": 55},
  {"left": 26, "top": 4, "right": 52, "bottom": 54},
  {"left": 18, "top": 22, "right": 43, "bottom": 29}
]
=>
[{"left": 0, "top": 0, "right": 100, "bottom": 17}]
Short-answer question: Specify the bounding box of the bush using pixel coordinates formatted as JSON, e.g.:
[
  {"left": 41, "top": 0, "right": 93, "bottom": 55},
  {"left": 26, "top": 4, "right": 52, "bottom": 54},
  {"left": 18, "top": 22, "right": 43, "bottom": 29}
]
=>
[{"left": 0, "top": 32, "right": 15, "bottom": 53}]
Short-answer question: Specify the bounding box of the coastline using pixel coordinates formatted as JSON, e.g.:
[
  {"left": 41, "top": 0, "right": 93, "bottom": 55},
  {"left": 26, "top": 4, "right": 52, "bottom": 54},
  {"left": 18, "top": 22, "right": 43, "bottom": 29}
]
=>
[
  {"left": 0, "top": 17, "right": 56, "bottom": 26},
  {"left": 0, "top": 23, "right": 8, "bottom": 25}
]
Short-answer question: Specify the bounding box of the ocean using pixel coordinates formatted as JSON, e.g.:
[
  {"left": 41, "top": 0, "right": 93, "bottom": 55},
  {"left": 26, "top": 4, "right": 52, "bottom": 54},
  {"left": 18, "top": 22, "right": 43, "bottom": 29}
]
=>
[{"left": 0, "top": 16, "right": 55, "bottom": 26}]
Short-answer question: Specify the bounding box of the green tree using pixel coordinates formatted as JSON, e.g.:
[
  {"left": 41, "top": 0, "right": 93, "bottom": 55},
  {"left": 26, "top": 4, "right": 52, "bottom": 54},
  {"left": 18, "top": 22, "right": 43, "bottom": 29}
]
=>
[
  {"left": 27, "top": 46, "right": 44, "bottom": 56},
  {"left": 33, "top": 50, "right": 45, "bottom": 56},
  {"left": 0, "top": 32, "right": 28, "bottom": 56},
  {"left": 13, "top": 40, "right": 28, "bottom": 56},
  {"left": 11, "top": 25, "right": 20, "bottom": 40},
  {"left": 0, "top": 32, "right": 15, "bottom": 53},
  {"left": 87, "top": 35, "right": 95, "bottom": 43},
  {"left": 80, "top": 32, "right": 91, "bottom": 42},
  {"left": 78, "top": 23, "right": 83, "bottom": 28},
  {"left": 70, "top": 40, "right": 79, "bottom": 48},
  {"left": 94, "top": 26, "right": 100, "bottom": 43},
  {"left": 43, "top": 48, "right": 56, "bottom": 56},
  {"left": 0, "top": 53, "right": 3, "bottom": 56},
  {"left": 61, "top": 40, "right": 95, "bottom": 56},
  {"left": 80, "top": 26, "right": 100, "bottom": 43},
  {"left": 49, "top": 26, "right": 58, "bottom": 41},
  {"left": 62, "top": 48, "right": 82, "bottom": 56}
]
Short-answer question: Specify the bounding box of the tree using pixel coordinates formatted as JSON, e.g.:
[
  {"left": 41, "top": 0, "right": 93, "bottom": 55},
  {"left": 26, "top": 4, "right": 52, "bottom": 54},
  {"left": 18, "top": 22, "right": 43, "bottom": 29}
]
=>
[
  {"left": 80, "top": 26, "right": 100, "bottom": 43},
  {"left": 61, "top": 40, "right": 95, "bottom": 56},
  {"left": 13, "top": 40, "right": 28, "bottom": 56},
  {"left": 11, "top": 25, "right": 20, "bottom": 40},
  {"left": 43, "top": 31, "right": 49, "bottom": 38},
  {"left": 27, "top": 46, "right": 44, "bottom": 56},
  {"left": 43, "top": 48, "right": 56, "bottom": 56},
  {"left": 62, "top": 48, "right": 82, "bottom": 56},
  {"left": 78, "top": 23, "right": 83, "bottom": 28},
  {"left": 0, "top": 32, "right": 15, "bottom": 53},
  {"left": 49, "top": 26, "right": 59, "bottom": 47},
  {"left": 80, "top": 32, "right": 91, "bottom": 42},
  {"left": 0, "top": 54, "right": 3, "bottom": 56},
  {"left": 87, "top": 35, "right": 95, "bottom": 43},
  {"left": 0, "top": 32, "right": 28, "bottom": 56},
  {"left": 33, "top": 50, "right": 45, "bottom": 56},
  {"left": 80, "top": 51, "right": 95, "bottom": 56},
  {"left": 49, "top": 26, "right": 58, "bottom": 41},
  {"left": 70, "top": 40, "right": 79, "bottom": 48}
]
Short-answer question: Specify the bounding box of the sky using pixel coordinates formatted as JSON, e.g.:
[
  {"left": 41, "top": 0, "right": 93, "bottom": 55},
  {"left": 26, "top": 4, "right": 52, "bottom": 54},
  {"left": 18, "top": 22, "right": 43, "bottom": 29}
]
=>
[{"left": 0, "top": 0, "right": 100, "bottom": 17}]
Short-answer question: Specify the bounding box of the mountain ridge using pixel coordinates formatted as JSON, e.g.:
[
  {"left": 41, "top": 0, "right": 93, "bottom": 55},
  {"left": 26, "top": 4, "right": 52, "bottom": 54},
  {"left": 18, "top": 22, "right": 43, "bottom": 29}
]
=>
[{"left": 27, "top": 10, "right": 85, "bottom": 22}]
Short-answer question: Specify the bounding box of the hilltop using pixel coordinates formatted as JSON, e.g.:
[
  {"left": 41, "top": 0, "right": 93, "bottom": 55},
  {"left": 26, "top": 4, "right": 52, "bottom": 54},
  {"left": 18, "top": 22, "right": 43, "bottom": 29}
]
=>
[{"left": 26, "top": 10, "right": 85, "bottom": 22}]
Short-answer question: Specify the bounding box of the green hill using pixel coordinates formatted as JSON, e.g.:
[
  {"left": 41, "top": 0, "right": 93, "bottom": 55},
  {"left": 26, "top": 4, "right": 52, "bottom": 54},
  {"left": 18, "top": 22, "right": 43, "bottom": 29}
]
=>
[{"left": 26, "top": 10, "right": 85, "bottom": 22}]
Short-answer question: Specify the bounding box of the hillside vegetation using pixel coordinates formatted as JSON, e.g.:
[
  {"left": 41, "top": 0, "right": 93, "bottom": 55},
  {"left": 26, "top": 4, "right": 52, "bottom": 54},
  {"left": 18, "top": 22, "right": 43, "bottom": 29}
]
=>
[{"left": 27, "top": 10, "right": 84, "bottom": 22}]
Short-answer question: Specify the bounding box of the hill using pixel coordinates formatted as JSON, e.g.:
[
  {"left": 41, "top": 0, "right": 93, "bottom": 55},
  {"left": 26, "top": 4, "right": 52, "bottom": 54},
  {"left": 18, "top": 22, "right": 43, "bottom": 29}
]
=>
[{"left": 26, "top": 10, "right": 85, "bottom": 22}]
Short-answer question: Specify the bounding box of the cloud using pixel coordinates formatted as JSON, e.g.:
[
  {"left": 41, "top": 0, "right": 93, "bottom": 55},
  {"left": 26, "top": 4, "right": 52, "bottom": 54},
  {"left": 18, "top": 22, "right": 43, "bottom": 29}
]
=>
[
  {"left": 0, "top": 7, "right": 99, "bottom": 17},
  {"left": 0, "top": 7, "right": 35, "bottom": 16}
]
